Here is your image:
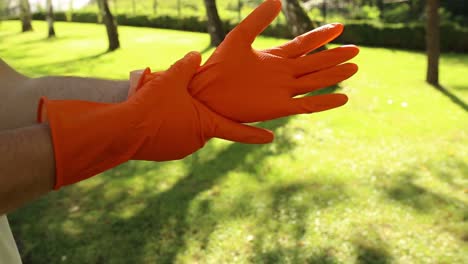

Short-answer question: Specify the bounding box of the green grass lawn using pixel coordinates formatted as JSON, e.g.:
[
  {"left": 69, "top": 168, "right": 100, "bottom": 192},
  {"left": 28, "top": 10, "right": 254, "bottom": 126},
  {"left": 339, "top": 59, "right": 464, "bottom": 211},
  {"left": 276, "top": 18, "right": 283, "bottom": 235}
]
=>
[{"left": 1, "top": 20, "right": 467, "bottom": 263}]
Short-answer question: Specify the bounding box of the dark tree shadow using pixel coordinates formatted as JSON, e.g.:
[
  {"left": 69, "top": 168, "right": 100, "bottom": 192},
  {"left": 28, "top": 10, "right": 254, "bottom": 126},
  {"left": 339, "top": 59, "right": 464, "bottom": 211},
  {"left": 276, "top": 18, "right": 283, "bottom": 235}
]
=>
[
  {"left": 353, "top": 227, "right": 393, "bottom": 264},
  {"left": 306, "top": 252, "right": 340, "bottom": 264},
  {"left": 10, "top": 82, "right": 349, "bottom": 263},
  {"left": 355, "top": 243, "right": 392, "bottom": 264},
  {"left": 249, "top": 182, "right": 350, "bottom": 263},
  {"left": 385, "top": 172, "right": 466, "bottom": 213},
  {"left": 433, "top": 84, "right": 468, "bottom": 112},
  {"left": 11, "top": 117, "right": 294, "bottom": 263},
  {"left": 17, "top": 51, "right": 109, "bottom": 76},
  {"left": 378, "top": 160, "right": 468, "bottom": 242}
]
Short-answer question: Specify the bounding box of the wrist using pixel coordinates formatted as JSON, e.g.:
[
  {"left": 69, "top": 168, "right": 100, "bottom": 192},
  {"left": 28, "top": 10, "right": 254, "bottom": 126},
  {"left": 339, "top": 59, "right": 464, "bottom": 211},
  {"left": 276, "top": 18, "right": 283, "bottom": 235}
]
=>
[{"left": 40, "top": 97, "right": 143, "bottom": 189}]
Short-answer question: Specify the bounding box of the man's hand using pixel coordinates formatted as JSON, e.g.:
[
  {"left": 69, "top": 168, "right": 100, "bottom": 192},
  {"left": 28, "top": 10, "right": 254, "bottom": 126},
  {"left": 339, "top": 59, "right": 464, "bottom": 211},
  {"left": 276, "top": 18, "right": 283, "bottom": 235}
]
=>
[
  {"left": 132, "top": 0, "right": 359, "bottom": 123},
  {"left": 40, "top": 52, "right": 272, "bottom": 190}
]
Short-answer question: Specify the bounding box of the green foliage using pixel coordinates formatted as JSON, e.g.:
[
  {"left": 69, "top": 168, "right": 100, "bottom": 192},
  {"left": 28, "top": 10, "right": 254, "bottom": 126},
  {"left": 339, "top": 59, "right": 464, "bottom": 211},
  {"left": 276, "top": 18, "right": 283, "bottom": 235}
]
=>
[
  {"left": 115, "top": 14, "right": 212, "bottom": 33},
  {"left": 336, "top": 22, "right": 468, "bottom": 52},
  {"left": 308, "top": 7, "right": 323, "bottom": 22},
  {"left": 26, "top": 10, "right": 468, "bottom": 52},
  {"left": 1, "top": 20, "right": 467, "bottom": 264},
  {"left": 442, "top": 0, "right": 468, "bottom": 18},
  {"left": 71, "top": 12, "right": 99, "bottom": 23},
  {"left": 355, "top": 5, "right": 381, "bottom": 21},
  {"left": 32, "top": 11, "right": 68, "bottom": 22},
  {"left": 382, "top": 3, "right": 411, "bottom": 23}
]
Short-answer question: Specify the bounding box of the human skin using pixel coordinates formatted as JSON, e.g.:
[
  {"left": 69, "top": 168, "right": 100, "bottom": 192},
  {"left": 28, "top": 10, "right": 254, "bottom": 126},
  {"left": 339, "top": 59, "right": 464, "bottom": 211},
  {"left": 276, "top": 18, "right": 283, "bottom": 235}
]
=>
[{"left": 0, "top": 59, "right": 129, "bottom": 214}]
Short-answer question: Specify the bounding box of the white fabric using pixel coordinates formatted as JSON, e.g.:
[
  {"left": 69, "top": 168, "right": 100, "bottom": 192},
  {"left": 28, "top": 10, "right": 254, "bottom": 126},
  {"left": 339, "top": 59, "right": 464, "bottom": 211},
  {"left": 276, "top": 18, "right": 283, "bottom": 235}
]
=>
[{"left": 0, "top": 215, "right": 22, "bottom": 264}]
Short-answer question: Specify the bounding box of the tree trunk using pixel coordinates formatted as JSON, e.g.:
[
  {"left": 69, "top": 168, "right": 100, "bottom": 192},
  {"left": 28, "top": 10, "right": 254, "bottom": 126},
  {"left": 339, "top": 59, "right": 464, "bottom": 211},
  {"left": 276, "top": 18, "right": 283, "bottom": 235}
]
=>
[
  {"left": 46, "top": 0, "right": 56, "bottom": 38},
  {"left": 281, "top": 0, "right": 319, "bottom": 37},
  {"left": 177, "top": 0, "right": 182, "bottom": 17},
  {"left": 69, "top": 0, "right": 74, "bottom": 14},
  {"left": 426, "top": 0, "right": 440, "bottom": 86},
  {"left": 322, "top": 0, "right": 327, "bottom": 23},
  {"left": 377, "top": 0, "right": 384, "bottom": 19},
  {"left": 238, "top": 0, "right": 242, "bottom": 22},
  {"left": 98, "top": 0, "right": 120, "bottom": 51},
  {"left": 204, "top": 0, "right": 225, "bottom": 47},
  {"left": 153, "top": 0, "right": 158, "bottom": 14},
  {"left": 20, "top": 0, "right": 33, "bottom": 32}
]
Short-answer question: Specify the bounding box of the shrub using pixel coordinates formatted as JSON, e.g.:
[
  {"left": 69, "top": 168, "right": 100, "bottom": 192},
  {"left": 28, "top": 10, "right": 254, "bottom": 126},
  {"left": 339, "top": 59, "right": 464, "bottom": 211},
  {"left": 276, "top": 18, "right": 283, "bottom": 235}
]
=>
[
  {"left": 32, "top": 11, "right": 68, "bottom": 22},
  {"left": 29, "top": 12, "right": 468, "bottom": 52},
  {"left": 383, "top": 3, "right": 411, "bottom": 23},
  {"left": 71, "top": 12, "right": 98, "bottom": 23},
  {"left": 336, "top": 23, "right": 468, "bottom": 52}
]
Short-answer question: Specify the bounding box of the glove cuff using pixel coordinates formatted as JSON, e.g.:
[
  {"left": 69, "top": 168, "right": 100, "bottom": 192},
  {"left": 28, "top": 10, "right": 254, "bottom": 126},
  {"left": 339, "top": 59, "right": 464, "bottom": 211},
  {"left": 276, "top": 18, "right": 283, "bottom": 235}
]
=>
[
  {"left": 128, "top": 67, "right": 152, "bottom": 99},
  {"left": 39, "top": 97, "right": 142, "bottom": 190}
]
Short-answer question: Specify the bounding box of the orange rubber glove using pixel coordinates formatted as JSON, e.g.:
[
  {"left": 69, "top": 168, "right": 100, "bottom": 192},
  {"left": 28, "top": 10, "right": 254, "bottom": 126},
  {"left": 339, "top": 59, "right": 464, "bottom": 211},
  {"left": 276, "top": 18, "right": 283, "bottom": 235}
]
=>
[
  {"left": 130, "top": 0, "right": 359, "bottom": 123},
  {"left": 39, "top": 52, "right": 273, "bottom": 190}
]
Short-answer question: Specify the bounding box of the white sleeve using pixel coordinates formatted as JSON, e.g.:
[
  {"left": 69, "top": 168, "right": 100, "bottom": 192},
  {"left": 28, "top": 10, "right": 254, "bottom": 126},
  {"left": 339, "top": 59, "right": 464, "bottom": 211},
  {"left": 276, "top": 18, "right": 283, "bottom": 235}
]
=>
[{"left": 0, "top": 215, "right": 22, "bottom": 264}]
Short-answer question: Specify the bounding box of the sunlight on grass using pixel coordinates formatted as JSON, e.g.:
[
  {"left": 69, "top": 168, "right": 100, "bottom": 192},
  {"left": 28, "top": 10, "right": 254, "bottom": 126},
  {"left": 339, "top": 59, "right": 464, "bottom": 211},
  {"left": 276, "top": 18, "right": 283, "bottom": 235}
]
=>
[{"left": 1, "top": 21, "right": 467, "bottom": 263}]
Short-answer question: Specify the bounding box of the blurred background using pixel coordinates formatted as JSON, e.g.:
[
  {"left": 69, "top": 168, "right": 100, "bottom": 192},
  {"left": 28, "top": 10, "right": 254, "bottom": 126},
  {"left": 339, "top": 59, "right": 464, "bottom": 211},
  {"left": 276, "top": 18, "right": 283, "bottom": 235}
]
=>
[{"left": 1, "top": 0, "right": 467, "bottom": 263}]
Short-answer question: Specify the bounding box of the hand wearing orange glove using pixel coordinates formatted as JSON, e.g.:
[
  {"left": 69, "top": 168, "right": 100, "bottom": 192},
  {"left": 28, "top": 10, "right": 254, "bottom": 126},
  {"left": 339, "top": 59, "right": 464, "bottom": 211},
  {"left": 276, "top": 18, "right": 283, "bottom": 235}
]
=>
[
  {"left": 131, "top": 0, "right": 359, "bottom": 123},
  {"left": 39, "top": 52, "right": 273, "bottom": 190}
]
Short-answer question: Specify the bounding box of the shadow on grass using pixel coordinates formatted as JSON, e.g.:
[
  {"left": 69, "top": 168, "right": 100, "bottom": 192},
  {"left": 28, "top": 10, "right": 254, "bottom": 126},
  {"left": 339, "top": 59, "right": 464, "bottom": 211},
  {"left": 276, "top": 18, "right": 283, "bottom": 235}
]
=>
[
  {"left": 250, "top": 182, "right": 350, "bottom": 263},
  {"left": 434, "top": 84, "right": 468, "bottom": 112},
  {"left": 345, "top": 221, "right": 394, "bottom": 264},
  {"left": 356, "top": 245, "right": 392, "bottom": 264},
  {"left": 19, "top": 51, "right": 109, "bottom": 76},
  {"left": 11, "top": 83, "right": 348, "bottom": 263},
  {"left": 378, "top": 158, "right": 467, "bottom": 242},
  {"left": 0, "top": 35, "right": 83, "bottom": 54},
  {"left": 11, "top": 117, "right": 291, "bottom": 263}
]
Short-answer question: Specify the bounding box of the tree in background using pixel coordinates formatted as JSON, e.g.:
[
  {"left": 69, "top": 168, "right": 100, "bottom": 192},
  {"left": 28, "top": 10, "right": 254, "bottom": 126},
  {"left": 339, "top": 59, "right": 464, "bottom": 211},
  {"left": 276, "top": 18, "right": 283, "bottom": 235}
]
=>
[
  {"left": 0, "top": 0, "right": 7, "bottom": 20},
  {"left": 426, "top": 0, "right": 440, "bottom": 86},
  {"left": 97, "top": 0, "right": 120, "bottom": 51},
  {"left": 376, "top": 0, "right": 384, "bottom": 19},
  {"left": 153, "top": 0, "right": 158, "bottom": 14},
  {"left": 19, "top": 0, "right": 32, "bottom": 32},
  {"left": 322, "top": 0, "right": 327, "bottom": 23},
  {"left": 46, "top": 0, "right": 55, "bottom": 38},
  {"left": 281, "top": 0, "right": 319, "bottom": 38},
  {"left": 204, "top": 0, "right": 225, "bottom": 46},
  {"left": 177, "top": 0, "right": 182, "bottom": 17}
]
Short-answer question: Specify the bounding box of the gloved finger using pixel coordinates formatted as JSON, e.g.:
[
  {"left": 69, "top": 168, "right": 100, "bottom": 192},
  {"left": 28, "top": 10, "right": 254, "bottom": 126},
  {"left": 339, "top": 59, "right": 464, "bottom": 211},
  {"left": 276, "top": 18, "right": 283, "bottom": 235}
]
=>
[
  {"left": 166, "top": 51, "right": 202, "bottom": 86},
  {"left": 213, "top": 118, "right": 274, "bottom": 144},
  {"left": 266, "top": 23, "right": 344, "bottom": 58},
  {"left": 286, "top": 93, "right": 348, "bottom": 115},
  {"left": 197, "top": 101, "right": 274, "bottom": 144},
  {"left": 292, "top": 45, "right": 359, "bottom": 76},
  {"left": 228, "top": 0, "right": 282, "bottom": 46},
  {"left": 289, "top": 63, "right": 358, "bottom": 97}
]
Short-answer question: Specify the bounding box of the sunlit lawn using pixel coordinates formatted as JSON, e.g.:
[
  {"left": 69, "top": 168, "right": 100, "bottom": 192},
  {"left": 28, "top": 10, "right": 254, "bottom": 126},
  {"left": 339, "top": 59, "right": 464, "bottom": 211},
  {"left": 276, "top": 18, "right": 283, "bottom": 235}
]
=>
[{"left": 1, "top": 21, "right": 467, "bottom": 263}]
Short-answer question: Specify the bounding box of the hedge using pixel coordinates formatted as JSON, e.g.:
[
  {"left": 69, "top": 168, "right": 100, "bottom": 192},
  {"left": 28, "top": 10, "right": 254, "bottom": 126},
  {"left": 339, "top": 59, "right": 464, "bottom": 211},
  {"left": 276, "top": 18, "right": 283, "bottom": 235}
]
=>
[{"left": 29, "top": 11, "right": 468, "bottom": 52}]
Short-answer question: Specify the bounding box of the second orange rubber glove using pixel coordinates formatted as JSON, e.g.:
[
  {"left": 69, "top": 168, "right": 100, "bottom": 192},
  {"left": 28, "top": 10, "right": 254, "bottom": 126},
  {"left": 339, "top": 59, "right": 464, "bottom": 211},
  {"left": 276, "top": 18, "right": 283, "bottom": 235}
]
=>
[
  {"left": 39, "top": 52, "right": 273, "bottom": 190},
  {"left": 131, "top": 0, "right": 359, "bottom": 123}
]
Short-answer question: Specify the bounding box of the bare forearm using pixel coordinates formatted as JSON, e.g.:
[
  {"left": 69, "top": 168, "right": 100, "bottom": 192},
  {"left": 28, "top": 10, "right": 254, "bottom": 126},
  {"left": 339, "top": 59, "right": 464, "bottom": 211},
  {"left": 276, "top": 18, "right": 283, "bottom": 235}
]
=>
[
  {"left": 0, "top": 125, "right": 55, "bottom": 215},
  {"left": 0, "top": 76, "right": 129, "bottom": 130}
]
